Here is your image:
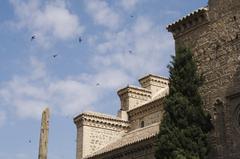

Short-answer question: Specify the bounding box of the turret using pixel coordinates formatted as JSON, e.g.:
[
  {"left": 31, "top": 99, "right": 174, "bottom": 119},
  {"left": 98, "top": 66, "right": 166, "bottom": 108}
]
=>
[{"left": 167, "top": 7, "right": 209, "bottom": 39}]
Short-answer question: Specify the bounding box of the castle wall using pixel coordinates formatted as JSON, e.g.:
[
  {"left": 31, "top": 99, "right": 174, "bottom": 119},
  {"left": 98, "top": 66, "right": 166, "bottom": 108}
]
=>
[
  {"left": 168, "top": 2, "right": 240, "bottom": 158},
  {"left": 74, "top": 113, "right": 129, "bottom": 159},
  {"left": 128, "top": 98, "right": 164, "bottom": 131},
  {"left": 118, "top": 86, "right": 151, "bottom": 112},
  {"left": 89, "top": 137, "right": 157, "bottom": 159},
  {"left": 81, "top": 126, "right": 125, "bottom": 157}
]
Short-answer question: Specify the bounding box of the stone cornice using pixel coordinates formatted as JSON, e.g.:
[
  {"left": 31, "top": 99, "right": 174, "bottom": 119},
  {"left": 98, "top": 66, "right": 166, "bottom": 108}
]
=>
[
  {"left": 138, "top": 74, "right": 169, "bottom": 82},
  {"left": 167, "top": 7, "right": 209, "bottom": 37},
  {"left": 128, "top": 97, "right": 164, "bottom": 118},
  {"left": 117, "top": 86, "right": 151, "bottom": 98},
  {"left": 85, "top": 135, "right": 156, "bottom": 159},
  {"left": 74, "top": 112, "right": 129, "bottom": 129}
]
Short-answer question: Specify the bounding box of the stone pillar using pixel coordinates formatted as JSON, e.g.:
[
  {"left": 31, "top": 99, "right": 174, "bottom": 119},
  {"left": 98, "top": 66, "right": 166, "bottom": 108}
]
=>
[{"left": 38, "top": 108, "right": 50, "bottom": 159}]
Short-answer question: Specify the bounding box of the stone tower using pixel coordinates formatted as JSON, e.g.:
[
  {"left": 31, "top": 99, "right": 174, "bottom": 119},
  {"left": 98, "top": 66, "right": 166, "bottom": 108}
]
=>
[
  {"left": 38, "top": 108, "right": 50, "bottom": 159},
  {"left": 167, "top": 0, "right": 240, "bottom": 158},
  {"left": 208, "top": 0, "right": 239, "bottom": 19}
]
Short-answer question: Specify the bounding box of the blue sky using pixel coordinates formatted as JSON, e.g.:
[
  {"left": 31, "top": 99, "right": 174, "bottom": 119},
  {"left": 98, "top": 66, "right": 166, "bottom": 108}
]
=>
[{"left": 0, "top": 0, "right": 208, "bottom": 158}]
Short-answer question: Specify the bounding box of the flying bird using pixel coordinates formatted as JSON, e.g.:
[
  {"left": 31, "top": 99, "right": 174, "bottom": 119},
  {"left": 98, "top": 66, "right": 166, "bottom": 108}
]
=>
[
  {"left": 78, "top": 36, "right": 82, "bottom": 43},
  {"left": 31, "top": 35, "right": 36, "bottom": 41},
  {"left": 128, "top": 50, "right": 133, "bottom": 54},
  {"left": 28, "top": 140, "right": 31, "bottom": 143},
  {"left": 52, "top": 54, "right": 58, "bottom": 58},
  {"left": 130, "top": 15, "right": 134, "bottom": 18},
  {"left": 96, "top": 83, "right": 100, "bottom": 86}
]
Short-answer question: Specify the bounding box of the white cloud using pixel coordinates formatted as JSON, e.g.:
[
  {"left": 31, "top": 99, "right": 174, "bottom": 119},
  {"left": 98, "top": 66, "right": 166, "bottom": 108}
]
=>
[
  {"left": 85, "top": 0, "right": 121, "bottom": 30},
  {"left": 120, "top": 0, "right": 138, "bottom": 10},
  {"left": 0, "top": 153, "right": 31, "bottom": 159},
  {"left": 10, "top": 0, "right": 84, "bottom": 47},
  {"left": 0, "top": 57, "right": 130, "bottom": 119},
  {"left": 15, "top": 153, "right": 30, "bottom": 159},
  {"left": 2, "top": 1, "right": 174, "bottom": 121},
  {"left": 0, "top": 111, "right": 6, "bottom": 127},
  {"left": 90, "top": 16, "right": 174, "bottom": 77},
  {"left": 93, "top": 69, "right": 131, "bottom": 89}
]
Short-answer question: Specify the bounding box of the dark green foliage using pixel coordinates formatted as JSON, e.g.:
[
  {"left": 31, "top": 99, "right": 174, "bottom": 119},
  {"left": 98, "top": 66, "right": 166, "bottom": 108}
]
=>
[{"left": 155, "top": 48, "right": 213, "bottom": 159}]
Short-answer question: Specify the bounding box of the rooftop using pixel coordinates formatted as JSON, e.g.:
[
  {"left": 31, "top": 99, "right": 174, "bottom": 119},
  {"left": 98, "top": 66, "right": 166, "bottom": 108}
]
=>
[
  {"left": 74, "top": 111, "right": 127, "bottom": 123},
  {"left": 84, "top": 123, "right": 160, "bottom": 159}
]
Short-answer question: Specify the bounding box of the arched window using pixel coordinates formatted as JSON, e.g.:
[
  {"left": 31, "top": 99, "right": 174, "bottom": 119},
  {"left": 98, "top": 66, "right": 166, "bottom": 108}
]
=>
[{"left": 140, "top": 121, "right": 144, "bottom": 128}]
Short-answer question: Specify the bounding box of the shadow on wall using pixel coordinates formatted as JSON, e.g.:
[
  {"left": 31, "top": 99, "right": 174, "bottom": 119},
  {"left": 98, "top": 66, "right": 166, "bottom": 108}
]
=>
[{"left": 225, "top": 54, "right": 240, "bottom": 159}]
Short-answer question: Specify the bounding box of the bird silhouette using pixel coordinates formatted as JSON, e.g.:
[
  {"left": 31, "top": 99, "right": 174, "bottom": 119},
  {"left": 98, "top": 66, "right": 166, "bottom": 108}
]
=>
[
  {"left": 96, "top": 83, "right": 100, "bottom": 86},
  {"left": 78, "top": 37, "right": 82, "bottom": 43},
  {"left": 52, "top": 54, "right": 58, "bottom": 58},
  {"left": 31, "top": 35, "right": 36, "bottom": 41},
  {"left": 28, "top": 140, "right": 31, "bottom": 143},
  {"left": 130, "top": 15, "right": 134, "bottom": 18},
  {"left": 128, "top": 50, "right": 133, "bottom": 54}
]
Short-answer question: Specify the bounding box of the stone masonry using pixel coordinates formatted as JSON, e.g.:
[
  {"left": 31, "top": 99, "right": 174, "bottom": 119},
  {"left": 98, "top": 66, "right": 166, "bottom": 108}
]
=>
[
  {"left": 167, "top": 0, "right": 240, "bottom": 158},
  {"left": 74, "top": 75, "right": 169, "bottom": 159},
  {"left": 38, "top": 108, "right": 50, "bottom": 159},
  {"left": 74, "top": 0, "right": 240, "bottom": 158}
]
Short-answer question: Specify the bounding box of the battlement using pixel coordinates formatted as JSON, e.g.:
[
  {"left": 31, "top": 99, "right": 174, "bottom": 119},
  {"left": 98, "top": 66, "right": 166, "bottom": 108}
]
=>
[{"left": 167, "top": 7, "right": 209, "bottom": 39}]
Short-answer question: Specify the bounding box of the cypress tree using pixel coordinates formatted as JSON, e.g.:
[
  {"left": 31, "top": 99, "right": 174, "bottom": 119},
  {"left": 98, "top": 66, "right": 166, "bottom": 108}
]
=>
[{"left": 155, "top": 47, "right": 213, "bottom": 159}]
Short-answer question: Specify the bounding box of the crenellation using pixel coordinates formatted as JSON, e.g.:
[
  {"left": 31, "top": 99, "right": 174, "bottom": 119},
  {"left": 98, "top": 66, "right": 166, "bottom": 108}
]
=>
[
  {"left": 167, "top": 7, "right": 209, "bottom": 39},
  {"left": 73, "top": 1, "right": 240, "bottom": 158},
  {"left": 168, "top": 0, "right": 240, "bottom": 158}
]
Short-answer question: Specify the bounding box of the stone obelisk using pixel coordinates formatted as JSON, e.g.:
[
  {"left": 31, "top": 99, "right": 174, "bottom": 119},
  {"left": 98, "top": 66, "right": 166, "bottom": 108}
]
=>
[{"left": 38, "top": 108, "right": 50, "bottom": 159}]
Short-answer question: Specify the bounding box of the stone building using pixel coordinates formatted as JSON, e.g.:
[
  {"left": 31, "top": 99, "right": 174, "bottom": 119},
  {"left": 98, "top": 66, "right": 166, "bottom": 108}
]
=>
[
  {"left": 74, "top": 75, "right": 169, "bottom": 159},
  {"left": 74, "top": 0, "right": 240, "bottom": 158},
  {"left": 167, "top": 0, "right": 240, "bottom": 158}
]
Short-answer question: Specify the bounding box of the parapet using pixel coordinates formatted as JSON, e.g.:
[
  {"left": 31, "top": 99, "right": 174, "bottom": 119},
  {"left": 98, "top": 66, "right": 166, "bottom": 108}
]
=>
[
  {"left": 167, "top": 7, "right": 209, "bottom": 39},
  {"left": 139, "top": 74, "right": 169, "bottom": 95},
  {"left": 74, "top": 112, "right": 129, "bottom": 159},
  {"left": 117, "top": 74, "right": 169, "bottom": 113},
  {"left": 117, "top": 86, "right": 152, "bottom": 111},
  {"left": 74, "top": 111, "right": 129, "bottom": 129}
]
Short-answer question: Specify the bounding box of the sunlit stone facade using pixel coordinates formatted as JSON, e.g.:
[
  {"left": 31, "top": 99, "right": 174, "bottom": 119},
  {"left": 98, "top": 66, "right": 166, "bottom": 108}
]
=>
[
  {"left": 74, "top": 74, "right": 169, "bottom": 159},
  {"left": 74, "top": 0, "right": 240, "bottom": 158}
]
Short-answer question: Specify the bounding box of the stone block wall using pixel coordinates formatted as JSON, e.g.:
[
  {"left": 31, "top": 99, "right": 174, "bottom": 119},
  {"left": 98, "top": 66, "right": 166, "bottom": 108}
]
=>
[
  {"left": 118, "top": 86, "right": 152, "bottom": 111},
  {"left": 168, "top": 1, "right": 240, "bottom": 158},
  {"left": 128, "top": 98, "right": 164, "bottom": 131},
  {"left": 74, "top": 113, "right": 129, "bottom": 159}
]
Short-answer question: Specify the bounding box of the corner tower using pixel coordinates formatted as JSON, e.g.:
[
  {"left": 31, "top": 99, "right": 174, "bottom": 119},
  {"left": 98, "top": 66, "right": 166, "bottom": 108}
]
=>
[{"left": 167, "top": 0, "right": 240, "bottom": 158}]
